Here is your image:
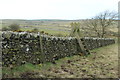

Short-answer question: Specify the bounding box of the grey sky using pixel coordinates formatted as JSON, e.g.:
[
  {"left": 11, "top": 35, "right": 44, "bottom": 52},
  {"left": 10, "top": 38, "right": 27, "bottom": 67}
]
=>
[{"left": 0, "top": 0, "right": 119, "bottom": 20}]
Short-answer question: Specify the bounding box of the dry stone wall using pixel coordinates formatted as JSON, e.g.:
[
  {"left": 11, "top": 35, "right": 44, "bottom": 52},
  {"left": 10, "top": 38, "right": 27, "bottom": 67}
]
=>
[
  {"left": 2, "top": 31, "right": 115, "bottom": 67},
  {"left": 81, "top": 37, "right": 115, "bottom": 50}
]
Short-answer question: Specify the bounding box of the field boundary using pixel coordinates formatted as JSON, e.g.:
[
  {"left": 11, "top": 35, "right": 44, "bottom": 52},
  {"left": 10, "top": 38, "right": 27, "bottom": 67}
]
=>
[{"left": 2, "top": 31, "right": 115, "bottom": 67}]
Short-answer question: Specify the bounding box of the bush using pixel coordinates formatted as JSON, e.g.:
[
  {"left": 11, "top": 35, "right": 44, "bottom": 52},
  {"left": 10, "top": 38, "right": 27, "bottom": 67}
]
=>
[
  {"left": 40, "top": 31, "right": 44, "bottom": 34},
  {"left": 8, "top": 24, "right": 20, "bottom": 31},
  {"left": 55, "top": 33, "right": 63, "bottom": 37},
  {"left": 32, "top": 28, "right": 39, "bottom": 33},
  {"left": 2, "top": 27, "right": 9, "bottom": 31}
]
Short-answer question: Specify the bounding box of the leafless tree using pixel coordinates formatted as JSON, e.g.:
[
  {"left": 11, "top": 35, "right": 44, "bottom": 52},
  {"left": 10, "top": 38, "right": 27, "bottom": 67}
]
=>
[
  {"left": 84, "top": 10, "right": 118, "bottom": 38},
  {"left": 83, "top": 19, "right": 101, "bottom": 37}
]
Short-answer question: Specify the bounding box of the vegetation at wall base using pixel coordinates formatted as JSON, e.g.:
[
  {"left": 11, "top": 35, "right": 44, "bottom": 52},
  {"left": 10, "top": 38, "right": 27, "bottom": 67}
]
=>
[{"left": 2, "top": 43, "right": 118, "bottom": 78}]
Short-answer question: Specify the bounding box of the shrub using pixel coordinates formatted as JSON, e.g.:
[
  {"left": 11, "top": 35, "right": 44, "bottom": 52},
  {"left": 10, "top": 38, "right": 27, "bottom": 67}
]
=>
[
  {"left": 40, "top": 31, "right": 44, "bottom": 34},
  {"left": 32, "top": 28, "right": 39, "bottom": 33},
  {"left": 55, "top": 33, "right": 63, "bottom": 37},
  {"left": 8, "top": 24, "right": 20, "bottom": 31},
  {"left": 2, "top": 27, "right": 9, "bottom": 31}
]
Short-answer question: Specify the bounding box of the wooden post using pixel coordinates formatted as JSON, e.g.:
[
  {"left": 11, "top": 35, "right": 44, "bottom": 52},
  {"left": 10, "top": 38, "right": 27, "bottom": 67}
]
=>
[{"left": 38, "top": 32, "right": 45, "bottom": 63}]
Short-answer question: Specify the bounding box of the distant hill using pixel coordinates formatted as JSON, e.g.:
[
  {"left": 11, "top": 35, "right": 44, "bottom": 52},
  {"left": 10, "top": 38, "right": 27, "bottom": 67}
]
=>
[
  {"left": 1, "top": 19, "right": 82, "bottom": 27},
  {"left": 2, "top": 19, "right": 82, "bottom": 21}
]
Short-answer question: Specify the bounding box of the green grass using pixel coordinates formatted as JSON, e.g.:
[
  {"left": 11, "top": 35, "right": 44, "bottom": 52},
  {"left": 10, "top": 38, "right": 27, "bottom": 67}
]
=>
[
  {"left": 20, "top": 27, "right": 70, "bottom": 36},
  {"left": 90, "top": 43, "right": 116, "bottom": 52}
]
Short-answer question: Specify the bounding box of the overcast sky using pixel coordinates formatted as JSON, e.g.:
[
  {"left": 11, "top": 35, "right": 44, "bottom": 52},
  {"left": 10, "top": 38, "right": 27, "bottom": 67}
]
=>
[{"left": 0, "top": 0, "right": 119, "bottom": 20}]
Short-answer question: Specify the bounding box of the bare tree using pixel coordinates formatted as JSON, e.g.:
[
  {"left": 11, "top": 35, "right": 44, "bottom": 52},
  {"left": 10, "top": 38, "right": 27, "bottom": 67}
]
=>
[
  {"left": 83, "top": 19, "right": 101, "bottom": 37},
  {"left": 84, "top": 10, "right": 117, "bottom": 38},
  {"left": 96, "top": 11, "right": 117, "bottom": 37}
]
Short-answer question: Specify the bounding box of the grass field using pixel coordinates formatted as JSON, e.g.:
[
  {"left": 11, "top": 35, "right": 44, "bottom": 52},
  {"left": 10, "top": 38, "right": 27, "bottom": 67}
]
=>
[
  {"left": 1, "top": 19, "right": 118, "bottom": 37},
  {"left": 20, "top": 27, "right": 70, "bottom": 36},
  {"left": 2, "top": 43, "right": 118, "bottom": 78}
]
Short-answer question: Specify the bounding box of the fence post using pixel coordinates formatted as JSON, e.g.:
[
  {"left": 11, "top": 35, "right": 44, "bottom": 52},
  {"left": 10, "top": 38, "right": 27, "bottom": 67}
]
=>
[{"left": 38, "top": 32, "right": 45, "bottom": 63}]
